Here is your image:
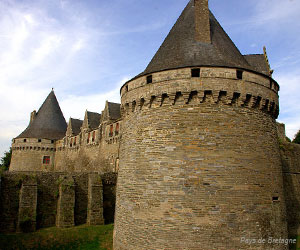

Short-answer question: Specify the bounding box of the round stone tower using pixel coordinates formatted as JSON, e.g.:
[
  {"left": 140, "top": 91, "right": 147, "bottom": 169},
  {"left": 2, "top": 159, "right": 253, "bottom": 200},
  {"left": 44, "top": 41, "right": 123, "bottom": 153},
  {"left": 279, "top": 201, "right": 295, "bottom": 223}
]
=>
[
  {"left": 114, "top": 1, "right": 288, "bottom": 250},
  {"left": 10, "top": 90, "right": 67, "bottom": 172}
]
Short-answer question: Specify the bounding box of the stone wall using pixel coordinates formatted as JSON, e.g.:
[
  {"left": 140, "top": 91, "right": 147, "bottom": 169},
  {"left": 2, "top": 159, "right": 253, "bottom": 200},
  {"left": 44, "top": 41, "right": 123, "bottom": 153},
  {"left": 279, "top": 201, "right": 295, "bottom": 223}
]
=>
[
  {"left": 0, "top": 172, "right": 117, "bottom": 233},
  {"left": 114, "top": 67, "right": 288, "bottom": 250},
  {"left": 281, "top": 142, "right": 300, "bottom": 236},
  {"left": 10, "top": 138, "right": 56, "bottom": 172},
  {"left": 53, "top": 121, "right": 121, "bottom": 173}
]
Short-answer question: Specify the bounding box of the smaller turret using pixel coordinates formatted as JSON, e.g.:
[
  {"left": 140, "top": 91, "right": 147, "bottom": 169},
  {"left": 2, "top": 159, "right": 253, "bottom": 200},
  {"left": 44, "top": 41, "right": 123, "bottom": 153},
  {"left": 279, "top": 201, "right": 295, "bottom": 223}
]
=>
[{"left": 10, "top": 90, "right": 67, "bottom": 172}]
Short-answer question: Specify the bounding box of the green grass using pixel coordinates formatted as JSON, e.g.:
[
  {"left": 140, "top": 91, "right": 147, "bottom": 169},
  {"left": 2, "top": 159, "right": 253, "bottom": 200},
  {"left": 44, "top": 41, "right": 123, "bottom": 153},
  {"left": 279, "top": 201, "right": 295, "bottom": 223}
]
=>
[{"left": 0, "top": 224, "right": 113, "bottom": 250}]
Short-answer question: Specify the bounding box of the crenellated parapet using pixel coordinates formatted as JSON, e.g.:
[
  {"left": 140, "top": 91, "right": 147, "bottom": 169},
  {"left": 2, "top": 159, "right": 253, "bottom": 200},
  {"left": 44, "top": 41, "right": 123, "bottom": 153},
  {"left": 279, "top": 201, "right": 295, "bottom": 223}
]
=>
[{"left": 120, "top": 67, "right": 280, "bottom": 119}]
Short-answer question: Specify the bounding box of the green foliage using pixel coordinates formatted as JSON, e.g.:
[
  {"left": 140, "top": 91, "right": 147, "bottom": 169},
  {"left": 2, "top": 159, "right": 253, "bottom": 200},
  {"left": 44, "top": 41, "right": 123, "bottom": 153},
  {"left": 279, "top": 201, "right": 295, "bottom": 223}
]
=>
[
  {"left": 0, "top": 224, "right": 113, "bottom": 250},
  {"left": 293, "top": 130, "right": 300, "bottom": 144},
  {"left": 0, "top": 147, "right": 12, "bottom": 171}
]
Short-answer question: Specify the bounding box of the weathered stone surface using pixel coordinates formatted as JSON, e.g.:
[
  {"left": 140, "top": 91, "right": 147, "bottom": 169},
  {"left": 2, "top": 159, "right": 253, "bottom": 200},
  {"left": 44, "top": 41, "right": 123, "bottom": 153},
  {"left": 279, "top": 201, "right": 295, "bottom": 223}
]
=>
[
  {"left": 56, "top": 175, "right": 75, "bottom": 228},
  {"left": 114, "top": 67, "right": 288, "bottom": 250},
  {"left": 281, "top": 143, "right": 300, "bottom": 235},
  {"left": 87, "top": 174, "right": 104, "bottom": 225},
  {"left": 0, "top": 172, "right": 116, "bottom": 233},
  {"left": 17, "top": 176, "right": 37, "bottom": 232}
]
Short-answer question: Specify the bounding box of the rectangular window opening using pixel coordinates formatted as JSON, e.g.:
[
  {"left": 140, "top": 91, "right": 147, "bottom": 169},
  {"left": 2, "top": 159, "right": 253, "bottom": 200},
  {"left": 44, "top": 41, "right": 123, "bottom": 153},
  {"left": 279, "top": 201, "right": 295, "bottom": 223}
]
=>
[
  {"left": 147, "top": 75, "right": 152, "bottom": 84},
  {"left": 191, "top": 68, "right": 200, "bottom": 77},
  {"left": 115, "top": 123, "right": 119, "bottom": 135},
  {"left": 109, "top": 124, "right": 114, "bottom": 137},
  {"left": 272, "top": 197, "right": 279, "bottom": 202},
  {"left": 38, "top": 139, "right": 41, "bottom": 142},
  {"left": 43, "top": 156, "right": 50, "bottom": 164},
  {"left": 236, "top": 70, "right": 243, "bottom": 79}
]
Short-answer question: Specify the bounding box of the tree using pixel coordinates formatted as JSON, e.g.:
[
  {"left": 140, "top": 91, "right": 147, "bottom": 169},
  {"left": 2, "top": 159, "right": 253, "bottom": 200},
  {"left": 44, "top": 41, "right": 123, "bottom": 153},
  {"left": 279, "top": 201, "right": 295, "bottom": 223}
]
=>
[
  {"left": 0, "top": 148, "right": 12, "bottom": 171},
  {"left": 293, "top": 130, "right": 300, "bottom": 144}
]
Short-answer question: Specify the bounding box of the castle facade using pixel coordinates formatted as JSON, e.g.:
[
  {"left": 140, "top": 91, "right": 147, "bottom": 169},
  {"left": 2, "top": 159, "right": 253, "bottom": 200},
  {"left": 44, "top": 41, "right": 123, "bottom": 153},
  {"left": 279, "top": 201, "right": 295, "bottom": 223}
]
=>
[
  {"left": 10, "top": 94, "right": 122, "bottom": 173},
  {"left": 5, "top": 0, "right": 300, "bottom": 249}
]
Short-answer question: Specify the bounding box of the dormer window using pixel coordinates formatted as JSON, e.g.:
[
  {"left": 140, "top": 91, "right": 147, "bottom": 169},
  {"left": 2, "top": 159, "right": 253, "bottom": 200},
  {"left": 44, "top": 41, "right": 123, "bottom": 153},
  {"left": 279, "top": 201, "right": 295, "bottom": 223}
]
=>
[
  {"left": 236, "top": 70, "right": 243, "bottom": 80},
  {"left": 191, "top": 68, "right": 200, "bottom": 77},
  {"left": 23, "top": 139, "right": 27, "bottom": 143},
  {"left": 38, "top": 139, "right": 42, "bottom": 142},
  {"left": 87, "top": 133, "right": 91, "bottom": 143},
  {"left": 110, "top": 124, "right": 114, "bottom": 137},
  {"left": 115, "top": 123, "right": 119, "bottom": 135},
  {"left": 147, "top": 75, "right": 152, "bottom": 84}
]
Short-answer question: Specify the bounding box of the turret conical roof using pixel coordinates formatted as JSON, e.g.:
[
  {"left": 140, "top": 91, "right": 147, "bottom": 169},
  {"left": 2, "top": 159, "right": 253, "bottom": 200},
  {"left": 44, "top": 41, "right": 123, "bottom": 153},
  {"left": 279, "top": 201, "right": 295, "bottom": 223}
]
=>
[
  {"left": 17, "top": 90, "right": 67, "bottom": 140},
  {"left": 142, "top": 0, "right": 253, "bottom": 76}
]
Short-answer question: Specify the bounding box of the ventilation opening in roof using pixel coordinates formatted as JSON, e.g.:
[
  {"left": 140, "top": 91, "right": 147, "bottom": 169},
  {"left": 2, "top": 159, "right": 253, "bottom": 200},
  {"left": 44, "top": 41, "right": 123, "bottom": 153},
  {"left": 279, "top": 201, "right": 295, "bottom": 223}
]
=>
[
  {"left": 191, "top": 68, "right": 200, "bottom": 77},
  {"left": 147, "top": 75, "right": 152, "bottom": 84},
  {"left": 236, "top": 70, "right": 243, "bottom": 79}
]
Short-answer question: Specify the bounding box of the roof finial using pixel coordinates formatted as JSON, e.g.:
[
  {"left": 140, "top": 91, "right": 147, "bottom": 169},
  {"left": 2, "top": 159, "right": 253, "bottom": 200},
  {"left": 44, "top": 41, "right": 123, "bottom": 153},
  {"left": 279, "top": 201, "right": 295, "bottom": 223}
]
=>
[{"left": 52, "top": 87, "right": 54, "bottom": 91}]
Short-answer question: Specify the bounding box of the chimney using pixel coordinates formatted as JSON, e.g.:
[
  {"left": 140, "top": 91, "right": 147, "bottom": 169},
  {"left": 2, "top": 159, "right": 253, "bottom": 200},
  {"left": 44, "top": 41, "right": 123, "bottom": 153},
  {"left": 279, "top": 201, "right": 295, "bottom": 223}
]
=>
[
  {"left": 30, "top": 110, "right": 37, "bottom": 124},
  {"left": 194, "top": 0, "right": 211, "bottom": 43}
]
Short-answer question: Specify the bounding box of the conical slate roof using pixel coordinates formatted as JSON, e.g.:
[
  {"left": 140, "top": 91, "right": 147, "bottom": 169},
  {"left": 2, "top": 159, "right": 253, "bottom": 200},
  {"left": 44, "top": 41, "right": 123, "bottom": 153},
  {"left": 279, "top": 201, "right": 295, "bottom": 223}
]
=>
[
  {"left": 142, "top": 0, "right": 253, "bottom": 76},
  {"left": 17, "top": 90, "right": 67, "bottom": 140}
]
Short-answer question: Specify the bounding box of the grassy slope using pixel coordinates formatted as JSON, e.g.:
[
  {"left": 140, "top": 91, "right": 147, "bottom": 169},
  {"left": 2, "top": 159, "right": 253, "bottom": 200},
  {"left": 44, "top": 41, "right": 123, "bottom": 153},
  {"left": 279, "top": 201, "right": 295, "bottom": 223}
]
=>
[{"left": 0, "top": 224, "right": 113, "bottom": 250}]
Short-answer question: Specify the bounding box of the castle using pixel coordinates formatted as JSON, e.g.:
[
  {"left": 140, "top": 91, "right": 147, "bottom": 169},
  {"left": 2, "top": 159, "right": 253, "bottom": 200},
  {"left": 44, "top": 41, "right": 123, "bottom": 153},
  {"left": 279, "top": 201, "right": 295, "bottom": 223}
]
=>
[
  {"left": 2, "top": 0, "right": 300, "bottom": 249},
  {"left": 10, "top": 91, "right": 122, "bottom": 173}
]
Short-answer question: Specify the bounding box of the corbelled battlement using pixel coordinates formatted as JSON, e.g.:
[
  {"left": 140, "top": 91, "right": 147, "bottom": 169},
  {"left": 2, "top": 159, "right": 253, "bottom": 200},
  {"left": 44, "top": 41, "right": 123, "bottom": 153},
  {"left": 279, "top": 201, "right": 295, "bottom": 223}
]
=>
[
  {"left": 121, "top": 67, "right": 279, "bottom": 119},
  {"left": 121, "top": 90, "right": 279, "bottom": 119}
]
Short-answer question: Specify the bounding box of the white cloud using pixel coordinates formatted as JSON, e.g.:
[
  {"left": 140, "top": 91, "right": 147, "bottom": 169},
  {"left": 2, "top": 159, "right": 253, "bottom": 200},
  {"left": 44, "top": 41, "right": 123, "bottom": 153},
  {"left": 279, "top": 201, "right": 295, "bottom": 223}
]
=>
[
  {"left": 60, "top": 77, "right": 128, "bottom": 120},
  {"left": 276, "top": 72, "right": 300, "bottom": 140},
  {"left": 0, "top": 0, "right": 105, "bottom": 157},
  {"left": 253, "top": 0, "right": 300, "bottom": 25}
]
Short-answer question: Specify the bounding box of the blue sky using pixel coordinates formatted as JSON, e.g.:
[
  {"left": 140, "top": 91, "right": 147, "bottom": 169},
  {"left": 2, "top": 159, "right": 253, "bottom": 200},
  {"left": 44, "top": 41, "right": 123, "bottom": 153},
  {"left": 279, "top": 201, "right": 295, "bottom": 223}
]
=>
[{"left": 0, "top": 0, "right": 300, "bottom": 157}]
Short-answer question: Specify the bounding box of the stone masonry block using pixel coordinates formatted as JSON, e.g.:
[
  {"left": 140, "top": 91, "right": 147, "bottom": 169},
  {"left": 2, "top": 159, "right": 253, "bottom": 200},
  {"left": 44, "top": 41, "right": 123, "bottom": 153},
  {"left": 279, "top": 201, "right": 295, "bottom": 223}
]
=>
[
  {"left": 87, "top": 173, "right": 104, "bottom": 225},
  {"left": 56, "top": 175, "right": 75, "bottom": 228}
]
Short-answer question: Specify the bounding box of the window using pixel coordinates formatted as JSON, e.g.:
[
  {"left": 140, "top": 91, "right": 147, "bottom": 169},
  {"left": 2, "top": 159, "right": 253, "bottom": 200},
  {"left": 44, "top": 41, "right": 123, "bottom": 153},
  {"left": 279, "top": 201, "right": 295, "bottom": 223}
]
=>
[
  {"left": 236, "top": 70, "right": 243, "bottom": 79},
  {"left": 115, "top": 123, "right": 119, "bottom": 135},
  {"left": 147, "top": 75, "right": 152, "bottom": 84},
  {"left": 43, "top": 156, "right": 50, "bottom": 164},
  {"left": 87, "top": 133, "right": 91, "bottom": 143},
  {"left": 38, "top": 139, "right": 42, "bottom": 142},
  {"left": 51, "top": 140, "right": 54, "bottom": 143},
  {"left": 74, "top": 137, "right": 77, "bottom": 146},
  {"left": 70, "top": 138, "right": 73, "bottom": 147},
  {"left": 109, "top": 124, "right": 114, "bottom": 137},
  {"left": 272, "top": 197, "right": 279, "bottom": 202},
  {"left": 191, "top": 68, "right": 200, "bottom": 77},
  {"left": 125, "top": 85, "right": 128, "bottom": 92},
  {"left": 23, "top": 139, "right": 27, "bottom": 142},
  {"left": 92, "top": 131, "right": 96, "bottom": 142}
]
